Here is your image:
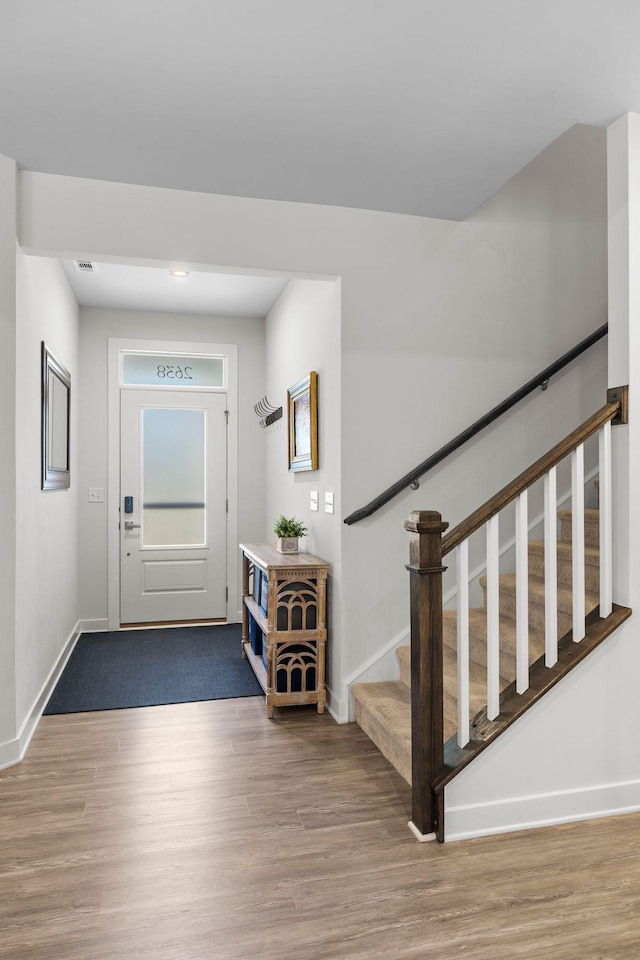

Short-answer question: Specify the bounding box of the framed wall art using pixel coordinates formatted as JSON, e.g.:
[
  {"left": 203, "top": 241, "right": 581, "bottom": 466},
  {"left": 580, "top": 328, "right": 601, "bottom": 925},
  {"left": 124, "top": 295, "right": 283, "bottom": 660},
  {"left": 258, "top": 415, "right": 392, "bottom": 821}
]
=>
[
  {"left": 287, "top": 371, "right": 318, "bottom": 472},
  {"left": 41, "top": 341, "right": 71, "bottom": 490}
]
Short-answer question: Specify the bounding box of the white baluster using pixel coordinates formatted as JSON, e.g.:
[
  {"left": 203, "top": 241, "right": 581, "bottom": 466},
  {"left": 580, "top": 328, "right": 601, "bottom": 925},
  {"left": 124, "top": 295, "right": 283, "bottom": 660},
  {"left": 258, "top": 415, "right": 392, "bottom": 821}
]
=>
[
  {"left": 456, "top": 541, "right": 470, "bottom": 747},
  {"left": 571, "top": 443, "right": 586, "bottom": 642},
  {"left": 599, "top": 421, "right": 613, "bottom": 617},
  {"left": 515, "top": 490, "right": 529, "bottom": 694},
  {"left": 544, "top": 466, "right": 558, "bottom": 666},
  {"left": 486, "top": 514, "right": 500, "bottom": 720}
]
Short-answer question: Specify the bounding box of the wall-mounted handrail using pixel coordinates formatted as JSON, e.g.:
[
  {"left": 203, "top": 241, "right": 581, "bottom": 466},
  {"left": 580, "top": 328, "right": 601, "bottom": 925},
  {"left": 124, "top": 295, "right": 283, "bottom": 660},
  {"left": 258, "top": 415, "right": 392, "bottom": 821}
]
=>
[{"left": 344, "top": 323, "right": 608, "bottom": 525}]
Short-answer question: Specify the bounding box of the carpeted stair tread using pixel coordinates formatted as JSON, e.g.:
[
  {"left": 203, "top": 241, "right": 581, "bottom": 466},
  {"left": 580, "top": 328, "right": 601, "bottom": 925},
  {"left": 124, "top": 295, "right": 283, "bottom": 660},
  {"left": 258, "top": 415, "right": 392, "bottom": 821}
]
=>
[
  {"left": 397, "top": 642, "right": 511, "bottom": 737},
  {"left": 443, "top": 609, "right": 546, "bottom": 681},
  {"left": 479, "top": 571, "right": 599, "bottom": 639},
  {"left": 481, "top": 572, "right": 599, "bottom": 619},
  {"left": 397, "top": 645, "right": 457, "bottom": 725},
  {"left": 528, "top": 540, "right": 600, "bottom": 593},
  {"left": 352, "top": 680, "right": 412, "bottom": 783},
  {"left": 557, "top": 507, "right": 600, "bottom": 546},
  {"left": 398, "top": 646, "right": 461, "bottom": 739}
]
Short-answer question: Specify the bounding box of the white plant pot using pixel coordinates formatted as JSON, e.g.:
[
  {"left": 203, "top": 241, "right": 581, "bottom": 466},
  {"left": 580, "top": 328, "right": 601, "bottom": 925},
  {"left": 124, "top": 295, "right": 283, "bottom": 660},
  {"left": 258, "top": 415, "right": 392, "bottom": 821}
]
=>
[{"left": 277, "top": 537, "right": 298, "bottom": 554}]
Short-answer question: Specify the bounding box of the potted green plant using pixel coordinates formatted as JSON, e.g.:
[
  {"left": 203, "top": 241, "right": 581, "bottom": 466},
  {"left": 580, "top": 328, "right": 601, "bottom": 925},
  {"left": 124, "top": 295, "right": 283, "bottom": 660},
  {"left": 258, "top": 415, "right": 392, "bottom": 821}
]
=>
[{"left": 273, "top": 515, "right": 308, "bottom": 554}]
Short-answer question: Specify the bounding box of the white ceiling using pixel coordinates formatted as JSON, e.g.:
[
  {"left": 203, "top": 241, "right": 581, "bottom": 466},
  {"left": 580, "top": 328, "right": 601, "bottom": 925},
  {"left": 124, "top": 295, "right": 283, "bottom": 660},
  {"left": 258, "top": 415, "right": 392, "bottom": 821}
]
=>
[
  {"left": 4, "top": 1, "right": 640, "bottom": 224},
  {"left": 60, "top": 260, "right": 289, "bottom": 318}
]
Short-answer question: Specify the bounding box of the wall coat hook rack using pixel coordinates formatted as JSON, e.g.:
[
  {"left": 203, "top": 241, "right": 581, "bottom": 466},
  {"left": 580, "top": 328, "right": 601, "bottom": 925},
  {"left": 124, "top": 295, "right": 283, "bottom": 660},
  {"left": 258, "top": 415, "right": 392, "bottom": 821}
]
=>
[{"left": 254, "top": 396, "right": 283, "bottom": 427}]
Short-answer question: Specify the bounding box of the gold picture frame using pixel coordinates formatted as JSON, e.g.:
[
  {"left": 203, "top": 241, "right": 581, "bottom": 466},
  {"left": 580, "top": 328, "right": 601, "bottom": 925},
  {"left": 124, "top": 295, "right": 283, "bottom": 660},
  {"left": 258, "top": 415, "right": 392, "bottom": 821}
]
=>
[{"left": 287, "top": 371, "right": 318, "bottom": 472}]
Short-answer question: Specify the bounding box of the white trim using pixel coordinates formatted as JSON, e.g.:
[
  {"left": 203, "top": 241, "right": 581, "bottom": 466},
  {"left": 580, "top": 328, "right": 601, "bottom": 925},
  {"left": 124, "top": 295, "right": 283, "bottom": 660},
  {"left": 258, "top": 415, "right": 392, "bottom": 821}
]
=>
[
  {"left": 324, "top": 683, "right": 341, "bottom": 722},
  {"left": 408, "top": 822, "right": 436, "bottom": 842},
  {"left": 445, "top": 777, "right": 640, "bottom": 842},
  {"left": 544, "top": 466, "right": 558, "bottom": 666},
  {"left": 107, "top": 337, "right": 239, "bottom": 630},
  {"left": 343, "top": 623, "right": 409, "bottom": 687},
  {"left": 599, "top": 421, "right": 613, "bottom": 616},
  {"left": 486, "top": 514, "right": 500, "bottom": 720},
  {"left": 0, "top": 621, "right": 81, "bottom": 771},
  {"left": 78, "top": 618, "right": 109, "bottom": 633},
  {"left": 456, "top": 541, "right": 470, "bottom": 747},
  {"left": 515, "top": 489, "right": 529, "bottom": 693},
  {"left": 340, "top": 624, "right": 410, "bottom": 722},
  {"left": 571, "top": 444, "right": 586, "bottom": 641}
]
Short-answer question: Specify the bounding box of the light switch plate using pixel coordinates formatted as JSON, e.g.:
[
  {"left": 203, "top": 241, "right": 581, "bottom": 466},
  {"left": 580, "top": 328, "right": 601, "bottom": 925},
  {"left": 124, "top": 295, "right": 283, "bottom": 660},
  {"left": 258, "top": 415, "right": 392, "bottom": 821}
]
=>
[
  {"left": 88, "top": 487, "right": 104, "bottom": 503},
  {"left": 310, "top": 491, "right": 319, "bottom": 511},
  {"left": 324, "top": 491, "right": 334, "bottom": 514}
]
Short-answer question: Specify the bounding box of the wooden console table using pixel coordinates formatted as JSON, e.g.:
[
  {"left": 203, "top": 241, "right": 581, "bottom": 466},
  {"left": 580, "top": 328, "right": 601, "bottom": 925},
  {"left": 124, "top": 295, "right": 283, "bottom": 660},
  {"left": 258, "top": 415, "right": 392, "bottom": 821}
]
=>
[{"left": 239, "top": 543, "right": 329, "bottom": 718}]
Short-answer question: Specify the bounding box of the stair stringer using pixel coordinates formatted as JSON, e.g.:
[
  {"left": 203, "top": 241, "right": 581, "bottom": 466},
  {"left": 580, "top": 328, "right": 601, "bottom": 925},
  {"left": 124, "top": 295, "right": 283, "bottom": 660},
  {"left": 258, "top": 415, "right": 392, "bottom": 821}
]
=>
[{"left": 442, "top": 607, "right": 636, "bottom": 841}]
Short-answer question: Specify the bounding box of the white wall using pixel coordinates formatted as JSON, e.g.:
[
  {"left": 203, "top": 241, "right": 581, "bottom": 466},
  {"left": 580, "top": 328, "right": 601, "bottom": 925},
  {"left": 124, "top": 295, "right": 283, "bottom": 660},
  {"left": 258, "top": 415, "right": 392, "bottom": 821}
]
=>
[
  {"left": 77, "top": 306, "right": 266, "bottom": 623},
  {"left": 18, "top": 123, "right": 608, "bottom": 726},
  {"left": 339, "top": 123, "right": 608, "bottom": 697},
  {"left": 13, "top": 255, "right": 79, "bottom": 751},
  {"left": 264, "top": 278, "right": 341, "bottom": 695},
  {"left": 0, "top": 154, "right": 17, "bottom": 764}
]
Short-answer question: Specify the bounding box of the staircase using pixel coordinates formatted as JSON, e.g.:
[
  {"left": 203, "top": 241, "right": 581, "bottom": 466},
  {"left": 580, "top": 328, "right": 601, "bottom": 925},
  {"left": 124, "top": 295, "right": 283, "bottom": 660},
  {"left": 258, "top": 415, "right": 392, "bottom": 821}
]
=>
[
  {"left": 352, "top": 503, "right": 601, "bottom": 786},
  {"left": 347, "top": 383, "right": 629, "bottom": 842}
]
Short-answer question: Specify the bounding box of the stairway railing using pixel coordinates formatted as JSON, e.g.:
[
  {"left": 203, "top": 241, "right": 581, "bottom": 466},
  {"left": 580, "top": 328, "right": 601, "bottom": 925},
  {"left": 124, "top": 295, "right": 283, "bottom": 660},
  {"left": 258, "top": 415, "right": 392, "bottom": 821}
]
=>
[
  {"left": 405, "top": 388, "right": 628, "bottom": 843},
  {"left": 344, "top": 323, "right": 608, "bottom": 526}
]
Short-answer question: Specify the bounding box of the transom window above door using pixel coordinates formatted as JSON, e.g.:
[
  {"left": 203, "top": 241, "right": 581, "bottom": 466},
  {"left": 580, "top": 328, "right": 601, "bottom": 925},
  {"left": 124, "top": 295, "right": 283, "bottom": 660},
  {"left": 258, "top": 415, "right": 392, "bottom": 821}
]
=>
[{"left": 121, "top": 352, "right": 225, "bottom": 389}]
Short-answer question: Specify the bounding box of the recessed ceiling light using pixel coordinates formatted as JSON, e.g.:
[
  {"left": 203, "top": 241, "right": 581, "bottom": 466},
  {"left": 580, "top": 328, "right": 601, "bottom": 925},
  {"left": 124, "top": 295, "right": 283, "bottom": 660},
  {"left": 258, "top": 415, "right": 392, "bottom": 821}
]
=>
[{"left": 170, "top": 268, "right": 190, "bottom": 278}]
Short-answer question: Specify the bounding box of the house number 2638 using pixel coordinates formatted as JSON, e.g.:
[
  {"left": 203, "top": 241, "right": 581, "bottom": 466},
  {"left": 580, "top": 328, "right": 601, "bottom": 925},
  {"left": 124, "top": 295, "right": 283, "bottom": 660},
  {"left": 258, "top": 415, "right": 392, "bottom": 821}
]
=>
[{"left": 156, "top": 365, "right": 193, "bottom": 380}]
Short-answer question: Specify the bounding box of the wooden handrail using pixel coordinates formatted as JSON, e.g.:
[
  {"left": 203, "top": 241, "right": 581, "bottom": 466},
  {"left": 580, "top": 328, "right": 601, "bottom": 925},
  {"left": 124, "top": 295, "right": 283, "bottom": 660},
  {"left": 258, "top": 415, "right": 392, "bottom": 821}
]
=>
[
  {"left": 344, "top": 323, "right": 608, "bottom": 525},
  {"left": 442, "top": 397, "right": 623, "bottom": 557}
]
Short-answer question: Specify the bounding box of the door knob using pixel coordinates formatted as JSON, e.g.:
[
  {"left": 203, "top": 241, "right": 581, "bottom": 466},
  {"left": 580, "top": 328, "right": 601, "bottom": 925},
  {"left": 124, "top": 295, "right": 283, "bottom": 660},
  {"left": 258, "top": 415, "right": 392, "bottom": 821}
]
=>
[{"left": 124, "top": 520, "right": 141, "bottom": 530}]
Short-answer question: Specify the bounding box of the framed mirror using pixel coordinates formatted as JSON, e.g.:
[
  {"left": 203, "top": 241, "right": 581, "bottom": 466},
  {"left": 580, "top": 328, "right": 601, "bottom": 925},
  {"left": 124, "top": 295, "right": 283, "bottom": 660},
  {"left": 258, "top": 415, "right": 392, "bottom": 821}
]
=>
[{"left": 41, "top": 342, "right": 71, "bottom": 490}]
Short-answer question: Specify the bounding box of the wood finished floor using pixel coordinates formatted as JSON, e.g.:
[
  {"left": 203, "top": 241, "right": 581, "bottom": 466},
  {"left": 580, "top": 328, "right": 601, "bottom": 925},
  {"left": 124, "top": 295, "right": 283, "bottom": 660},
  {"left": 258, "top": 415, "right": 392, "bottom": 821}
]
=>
[{"left": 2, "top": 698, "right": 640, "bottom": 960}]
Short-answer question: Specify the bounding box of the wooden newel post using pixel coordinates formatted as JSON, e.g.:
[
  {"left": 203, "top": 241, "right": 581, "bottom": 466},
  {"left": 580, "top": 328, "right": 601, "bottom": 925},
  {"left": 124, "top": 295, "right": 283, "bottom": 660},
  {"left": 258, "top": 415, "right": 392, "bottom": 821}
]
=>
[{"left": 404, "top": 509, "right": 449, "bottom": 841}]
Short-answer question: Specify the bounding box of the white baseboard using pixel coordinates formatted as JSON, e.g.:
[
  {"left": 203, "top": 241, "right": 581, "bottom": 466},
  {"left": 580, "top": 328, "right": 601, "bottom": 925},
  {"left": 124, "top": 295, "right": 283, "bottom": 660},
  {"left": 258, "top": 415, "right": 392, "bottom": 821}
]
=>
[
  {"left": 77, "top": 618, "right": 109, "bottom": 633},
  {"left": 0, "top": 621, "right": 81, "bottom": 772},
  {"left": 325, "top": 683, "right": 343, "bottom": 723},
  {"left": 0, "top": 737, "right": 20, "bottom": 771},
  {"left": 445, "top": 778, "right": 640, "bottom": 841}
]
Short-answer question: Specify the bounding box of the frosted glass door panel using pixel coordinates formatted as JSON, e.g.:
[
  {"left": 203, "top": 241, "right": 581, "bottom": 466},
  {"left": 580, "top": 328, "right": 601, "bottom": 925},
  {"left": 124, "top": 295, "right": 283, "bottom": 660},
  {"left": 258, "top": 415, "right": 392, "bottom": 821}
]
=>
[{"left": 142, "top": 408, "right": 205, "bottom": 546}]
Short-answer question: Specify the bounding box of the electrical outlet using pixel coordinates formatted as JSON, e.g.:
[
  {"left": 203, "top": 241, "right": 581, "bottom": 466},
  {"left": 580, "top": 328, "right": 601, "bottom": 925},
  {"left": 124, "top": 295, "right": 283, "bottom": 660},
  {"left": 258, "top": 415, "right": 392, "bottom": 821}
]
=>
[{"left": 88, "top": 487, "right": 104, "bottom": 503}]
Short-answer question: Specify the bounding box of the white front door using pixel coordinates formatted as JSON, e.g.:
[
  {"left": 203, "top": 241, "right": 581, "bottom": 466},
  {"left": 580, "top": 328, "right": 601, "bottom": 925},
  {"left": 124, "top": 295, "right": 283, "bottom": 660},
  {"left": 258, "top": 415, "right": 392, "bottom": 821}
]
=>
[{"left": 120, "top": 388, "right": 227, "bottom": 624}]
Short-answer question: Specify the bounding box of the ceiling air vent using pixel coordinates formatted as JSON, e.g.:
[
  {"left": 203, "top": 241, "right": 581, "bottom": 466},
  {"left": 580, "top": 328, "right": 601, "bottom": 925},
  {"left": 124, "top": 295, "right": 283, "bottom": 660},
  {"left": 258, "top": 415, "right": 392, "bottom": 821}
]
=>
[{"left": 73, "top": 259, "right": 97, "bottom": 274}]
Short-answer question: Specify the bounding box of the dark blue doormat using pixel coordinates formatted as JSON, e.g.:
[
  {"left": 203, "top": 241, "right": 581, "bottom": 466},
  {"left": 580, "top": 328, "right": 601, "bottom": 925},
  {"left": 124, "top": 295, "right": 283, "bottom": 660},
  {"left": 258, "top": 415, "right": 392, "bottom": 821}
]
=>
[{"left": 44, "top": 623, "right": 262, "bottom": 714}]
